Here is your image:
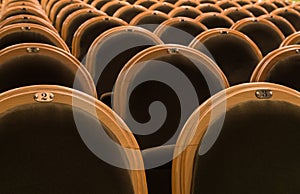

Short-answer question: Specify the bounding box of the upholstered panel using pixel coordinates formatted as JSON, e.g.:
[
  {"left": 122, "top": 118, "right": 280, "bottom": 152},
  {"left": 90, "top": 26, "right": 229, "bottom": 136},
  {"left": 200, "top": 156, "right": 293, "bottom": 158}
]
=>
[
  {"left": 192, "top": 101, "right": 300, "bottom": 194},
  {"left": 0, "top": 103, "right": 134, "bottom": 194}
]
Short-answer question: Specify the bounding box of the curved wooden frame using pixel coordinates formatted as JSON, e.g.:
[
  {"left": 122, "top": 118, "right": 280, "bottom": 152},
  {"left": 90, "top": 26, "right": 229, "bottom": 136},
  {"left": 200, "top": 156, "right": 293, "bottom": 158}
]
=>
[
  {"left": 91, "top": 0, "right": 116, "bottom": 10},
  {"left": 0, "top": 84, "right": 148, "bottom": 194},
  {"left": 72, "top": 15, "right": 128, "bottom": 60},
  {"left": 130, "top": 10, "right": 170, "bottom": 27},
  {"left": 85, "top": 25, "right": 163, "bottom": 99},
  {"left": 100, "top": 0, "right": 130, "bottom": 16},
  {"left": 61, "top": 8, "right": 106, "bottom": 46},
  {"left": 255, "top": 1, "right": 278, "bottom": 13},
  {"left": 251, "top": 45, "right": 300, "bottom": 82},
  {"left": 48, "top": 0, "right": 81, "bottom": 24},
  {"left": 196, "top": 3, "right": 223, "bottom": 13},
  {"left": 231, "top": 17, "right": 285, "bottom": 55},
  {"left": 154, "top": 17, "right": 208, "bottom": 45},
  {"left": 3, "top": 1, "right": 42, "bottom": 9},
  {"left": 168, "top": 5, "right": 202, "bottom": 19},
  {"left": 242, "top": 4, "right": 268, "bottom": 16},
  {"left": 271, "top": 7, "right": 300, "bottom": 31},
  {"left": 148, "top": 2, "right": 176, "bottom": 14},
  {"left": 113, "top": 5, "right": 148, "bottom": 23},
  {"left": 1, "top": 6, "right": 50, "bottom": 22},
  {"left": 113, "top": 44, "right": 230, "bottom": 115},
  {"left": 134, "top": 0, "right": 159, "bottom": 8},
  {"left": 0, "top": 14, "right": 57, "bottom": 32},
  {"left": 280, "top": 31, "right": 300, "bottom": 47},
  {"left": 0, "top": 43, "right": 97, "bottom": 97},
  {"left": 172, "top": 82, "right": 300, "bottom": 194},
  {"left": 0, "top": 23, "right": 69, "bottom": 51},
  {"left": 258, "top": 14, "right": 296, "bottom": 37},
  {"left": 189, "top": 28, "right": 262, "bottom": 59},
  {"left": 222, "top": 7, "right": 254, "bottom": 22},
  {"left": 55, "top": 2, "right": 93, "bottom": 32},
  {"left": 174, "top": 0, "right": 199, "bottom": 7},
  {"left": 45, "top": 0, "right": 59, "bottom": 16},
  {"left": 196, "top": 12, "right": 234, "bottom": 28},
  {"left": 216, "top": 0, "right": 241, "bottom": 9}
]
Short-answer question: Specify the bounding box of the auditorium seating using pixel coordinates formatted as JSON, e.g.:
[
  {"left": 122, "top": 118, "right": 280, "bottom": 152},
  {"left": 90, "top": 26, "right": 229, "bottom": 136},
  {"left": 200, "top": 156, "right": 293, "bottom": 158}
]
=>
[
  {"left": 71, "top": 15, "right": 128, "bottom": 61},
  {"left": 1, "top": 0, "right": 300, "bottom": 193},
  {"left": 251, "top": 45, "right": 300, "bottom": 91},
  {"left": 190, "top": 28, "right": 262, "bottom": 85},
  {"left": 172, "top": 82, "right": 300, "bottom": 194},
  {"left": 130, "top": 10, "right": 170, "bottom": 32},
  {"left": 0, "top": 85, "right": 147, "bottom": 194},
  {"left": 85, "top": 26, "right": 163, "bottom": 103},
  {"left": 154, "top": 17, "right": 207, "bottom": 45},
  {"left": 259, "top": 14, "right": 296, "bottom": 37},
  {"left": 280, "top": 31, "right": 300, "bottom": 46},
  {"left": 0, "top": 43, "right": 97, "bottom": 96},
  {"left": 232, "top": 17, "right": 285, "bottom": 56}
]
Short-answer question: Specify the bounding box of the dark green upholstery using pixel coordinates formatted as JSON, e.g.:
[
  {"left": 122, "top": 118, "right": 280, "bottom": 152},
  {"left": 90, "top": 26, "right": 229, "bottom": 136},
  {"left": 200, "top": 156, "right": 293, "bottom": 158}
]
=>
[
  {"left": 192, "top": 101, "right": 300, "bottom": 194},
  {"left": 0, "top": 103, "right": 134, "bottom": 194}
]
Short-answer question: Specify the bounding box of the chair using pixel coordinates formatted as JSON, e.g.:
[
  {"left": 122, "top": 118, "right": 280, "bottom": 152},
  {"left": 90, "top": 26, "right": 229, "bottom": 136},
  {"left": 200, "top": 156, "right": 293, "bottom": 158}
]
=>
[
  {"left": 148, "top": 2, "right": 175, "bottom": 14},
  {"left": 255, "top": 1, "right": 277, "bottom": 13},
  {"left": 48, "top": 0, "right": 81, "bottom": 25},
  {"left": 232, "top": 18, "right": 285, "bottom": 56},
  {"left": 61, "top": 8, "right": 106, "bottom": 49},
  {"left": 196, "top": 4, "right": 223, "bottom": 13},
  {"left": 55, "top": 2, "right": 92, "bottom": 33},
  {"left": 235, "top": 0, "right": 252, "bottom": 6},
  {"left": 72, "top": 16, "right": 128, "bottom": 61},
  {"left": 251, "top": 45, "right": 300, "bottom": 91},
  {"left": 168, "top": 6, "right": 202, "bottom": 19},
  {"left": 0, "top": 43, "right": 96, "bottom": 96},
  {"left": 85, "top": 26, "right": 163, "bottom": 104},
  {"left": 100, "top": 0, "right": 130, "bottom": 16},
  {"left": 222, "top": 7, "right": 254, "bottom": 22},
  {"left": 45, "top": 0, "right": 59, "bottom": 16},
  {"left": 271, "top": 0, "right": 285, "bottom": 8},
  {"left": 216, "top": 0, "right": 241, "bottom": 9},
  {"left": 242, "top": 4, "right": 268, "bottom": 17},
  {"left": 259, "top": 14, "right": 296, "bottom": 37},
  {"left": 190, "top": 28, "right": 262, "bottom": 85},
  {"left": 271, "top": 8, "right": 300, "bottom": 31},
  {"left": 91, "top": 0, "right": 111, "bottom": 10},
  {"left": 0, "top": 85, "right": 147, "bottom": 194},
  {"left": 134, "top": 0, "right": 159, "bottom": 9},
  {"left": 196, "top": 13, "right": 234, "bottom": 29},
  {"left": 3, "top": 1, "right": 41, "bottom": 9},
  {"left": 154, "top": 17, "right": 207, "bottom": 46},
  {"left": 0, "top": 6, "right": 49, "bottom": 22},
  {"left": 173, "top": 82, "right": 300, "bottom": 194},
  {"left": 280, "top": 31, "right": 300, "bottom": 47},
  {"left": 0, "top": 23, "right": 69, "bottom": 51},
  {"left": 174, "top": 0, "right": 199, "bottom": 7},
  {"left": 113, "top": 5, "right": 147, "bottom": 23},
  {"left": 130, "top": 10, "right": 170, "bottom": 32},
  {"left": 0, "top": 14, "right": 57, "bottom": 32},
  {"left": 112, "top": 44, "right": 229, "bottom": 150}
]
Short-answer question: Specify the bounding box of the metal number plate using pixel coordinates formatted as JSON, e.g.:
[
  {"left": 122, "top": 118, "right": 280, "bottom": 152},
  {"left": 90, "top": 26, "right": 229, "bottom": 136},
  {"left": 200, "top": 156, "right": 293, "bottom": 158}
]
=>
[
  {"left": 255, "top": 89, "right": 273, "bottom": 99},
  {"left": 34, "top": 92, "right": 54, "bottom": 103}
]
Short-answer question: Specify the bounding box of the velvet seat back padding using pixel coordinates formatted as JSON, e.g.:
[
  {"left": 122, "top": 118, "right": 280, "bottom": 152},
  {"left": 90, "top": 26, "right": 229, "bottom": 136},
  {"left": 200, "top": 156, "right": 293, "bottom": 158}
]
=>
[
  {"left": 0, "top": 103, "right": 134, "bottom": 194},
  {"left": 192, "top": 101, "right": 300, "bottom": 194}
]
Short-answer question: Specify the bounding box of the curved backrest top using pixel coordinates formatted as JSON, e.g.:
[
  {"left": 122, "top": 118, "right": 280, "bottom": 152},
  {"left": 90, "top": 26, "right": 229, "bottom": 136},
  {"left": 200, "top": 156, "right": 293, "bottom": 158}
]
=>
[
  {"left": 0, "top": 84, "right": 147, "bottom": 193},
  {"left": 172, "top": 82, "right": 300, "bottom": 194},
  {"left": 113, "top": 44, "right": 229, "bottom": 149},
  {"left": 0, "top": 22, "right": 69, "bottom": 52},
  {"left": 0, "top": 43, "right": 96, "bottom": 97}
]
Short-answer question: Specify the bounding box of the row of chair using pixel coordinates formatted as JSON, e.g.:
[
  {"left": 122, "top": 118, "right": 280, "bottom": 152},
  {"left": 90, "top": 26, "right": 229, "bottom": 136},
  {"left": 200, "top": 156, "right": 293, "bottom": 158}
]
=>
[{"left": 0, "top": 0, "right": 300, "bottom": 194}]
